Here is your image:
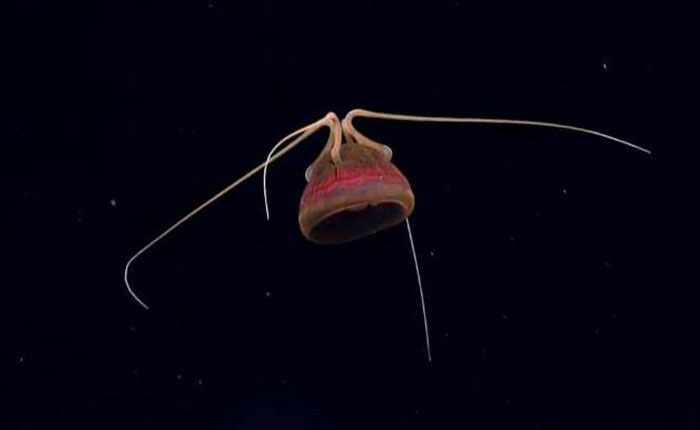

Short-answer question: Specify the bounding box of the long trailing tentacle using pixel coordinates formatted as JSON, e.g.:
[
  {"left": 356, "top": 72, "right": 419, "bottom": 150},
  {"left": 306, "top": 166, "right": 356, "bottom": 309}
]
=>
[
  {"left": 343, "top": 108, "right": 652, "bottom": 155},
  {"left": 405, "top": 218, "right": 431, "bottom": 362},
  {"left": 124, "top": 113, "right": 337, "bottom": 309}
]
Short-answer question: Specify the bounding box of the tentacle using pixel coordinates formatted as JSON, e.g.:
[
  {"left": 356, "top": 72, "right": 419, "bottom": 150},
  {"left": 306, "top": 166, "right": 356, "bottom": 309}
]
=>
[
  {"left": 342, "top": 107, "right": 652, "bottom": 363},
  {"left": 264, "top": 112, "right": 340, "bottom": 219},
  {"left": 405, "top": 218, "right": 431, "bottom": 362},
  {"left": 343, "top": 108, "right": 652, "bottom": 155},
  {"left": 124, "top": 114, "right": 334, "bottom": 309}
]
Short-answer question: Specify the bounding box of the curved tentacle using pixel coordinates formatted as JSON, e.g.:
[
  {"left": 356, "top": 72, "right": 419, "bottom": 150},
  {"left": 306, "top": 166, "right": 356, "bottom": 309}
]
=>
[
  {"left": 124, "top": 113, "right": 336, "bottom": 309},
  {"left": 264, "top": 112, "right": 341, "bottom": 220}
]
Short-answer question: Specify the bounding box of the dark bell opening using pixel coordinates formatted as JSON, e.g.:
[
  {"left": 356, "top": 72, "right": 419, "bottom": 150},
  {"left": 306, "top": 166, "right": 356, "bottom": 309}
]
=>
[{"left": 309, "top": 201, "right": 407, "bottom": 244}]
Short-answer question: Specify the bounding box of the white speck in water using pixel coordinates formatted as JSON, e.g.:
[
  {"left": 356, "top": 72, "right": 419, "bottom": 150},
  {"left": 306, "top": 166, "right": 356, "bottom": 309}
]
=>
[
  {"left": 195, "top": 378, "right": 203, "bottom": 386},
  {"left": 429, "top": 249, "right": 436, "bottom": 257},
  {"left": 176, "top": 374, "right": 183, "bottom": 381},
  {"left": 265, "top": 290, "right": 271, "bottom": 298},
  {"left": 110, "top": 198, "right": 117, "bottom": 207},
  {"left": 562, "top": 187, "right": 567, "bottom": 195},
  {"left": 18, "top": 356, "right": 25, "bottom": 364},
  {"left": 602, "top": 62, "right": 608, "bottom": 70}
]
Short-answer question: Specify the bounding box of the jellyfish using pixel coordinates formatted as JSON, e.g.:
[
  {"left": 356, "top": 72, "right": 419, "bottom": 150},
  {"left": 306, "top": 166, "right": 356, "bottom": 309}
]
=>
[{"left": 123, "top": 109, "right": 651, "bottom": 362}]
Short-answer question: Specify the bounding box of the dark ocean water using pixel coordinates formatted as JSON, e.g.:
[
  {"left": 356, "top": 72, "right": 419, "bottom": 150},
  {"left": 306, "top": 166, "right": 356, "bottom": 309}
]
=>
[{"left": 5, "top": 0, "right": 690, "bottom": 428}]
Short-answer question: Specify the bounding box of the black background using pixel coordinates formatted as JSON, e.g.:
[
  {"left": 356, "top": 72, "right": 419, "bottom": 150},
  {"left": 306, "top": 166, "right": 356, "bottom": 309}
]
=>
[{"left": 4, "top": 0, "right": 692, "bottom": 428}]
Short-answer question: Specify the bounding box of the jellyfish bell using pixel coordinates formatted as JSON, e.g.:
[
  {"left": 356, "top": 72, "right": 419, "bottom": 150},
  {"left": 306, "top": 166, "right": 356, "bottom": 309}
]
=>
[
  {"left": 123, "top": 108, "right": 650, "bottom": 363},
  {"left": 299, "top": 141, "right": 414, "bottom": 244}
]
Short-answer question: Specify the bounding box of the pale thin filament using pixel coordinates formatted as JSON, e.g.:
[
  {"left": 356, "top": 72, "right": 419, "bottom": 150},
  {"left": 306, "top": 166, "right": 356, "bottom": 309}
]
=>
[
  {"left": 124, "top": 114, "right": 332, "bottom": 309},
  {"left": 344, "top": 108, "right": 652, "bottom": 155},
  {"left": 406, "top": 218, "right": 431, "bottom": 362}
]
